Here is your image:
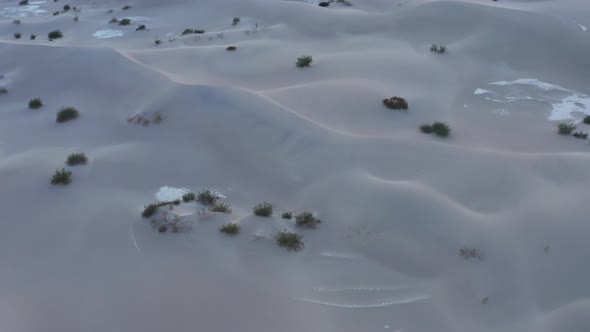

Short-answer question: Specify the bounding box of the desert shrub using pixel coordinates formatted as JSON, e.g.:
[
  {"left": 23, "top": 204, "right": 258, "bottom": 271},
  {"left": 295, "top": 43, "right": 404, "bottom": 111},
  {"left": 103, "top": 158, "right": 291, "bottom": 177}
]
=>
[
  {"left": 276, "top": 231, "right": 303, "bottom": 251},
  {"left": 253, "top": 202, "right": 273, "bottom": 217},
  {"left": 0, "top": 88, "right": 7, "bottom": 94},
  {"left": 194, "top": 29, "right": 205, "bottom": 34},
  {"left": 14, "top": 32, "right": 22, "bottom": 39},
  {"left": 232, "top": 17, "right": 240, "bottom": 26},
  {"left": 142, "top": 203, "right": 159, "bottom": 218},
  {"left": 73, "top": 15, "right": 78, "bottom": 22},
  {"left": 336, "top": 0, "right": 352, "bottom": 5},
  {"left": 197, "top": 189, "right": 219, "bottom": 205},
  {"left": 219, "top": 223, "right": 240, "bottom": 235},
  {"left": 151, "top": 112, "right": 163, "bottom": 124},
  {"left": 182, "top": 192, "right": 196, "bottom": 202},
  {"left": 459, "top": 247, "right": 481, "bottom": 260},
  {"left": 572, "top": 131, "right": 588, "bottom": 139},
  {"left": 122, "top": 5, "right": 132, "bottom": 10},
  {"left": 158, "top": 225, "right": 167, "bottom": 232},
  {"left": 430, "top": 44, "right": 446, "bottom": 54},
  {"left": 382, "top": 96, "right": 409, "bottom": 110},
  {"left": 182, "top": 28, "right": 195, "bottom": 35},
  {"left": 154, "top": 37, "right": 161, "bottom": 45},
  {"left": 281, "top": 212, "right": 292, "bottom": 219},
  {"left": 295, "top": 211, "right": 321, "bottom": 229},
  {"left": 556, "top": 122, "right": 575, "bottom": 135},
  {"left": 583, "top": 116, "right": 590, "bottom": 124},
  {"left": 56, "top": 107, "right": 79, "bottom": 123},
  {"left": 150, "top": 210, "right": 191, "bottom": 233},
  {"left": 30, "top": 34, "right": 36, "bottom": 40},
  {"left": 13, "top": 19, "right": 21, "bottom": 24},
  {"left": 319, "top": 2, "right": 330, "bottom": 7},
  {"left": 119, "top": 18, "right": 131, "bottom": 26},
  {"left": 28, "top": 98, "right": 43, "bottom": 109},
  {"left": 19, "top": 0, "right": 28, "bottom": 5},
  {"left": 66, "top": 152, "right": 87, "bottom": 166},
  {"left": 226, "top": 46, "right": 237, "bottom": 51},
  {"left": 419, "top": 124, "right": 433, "bottom": 134},
  {"left": 136, "top": 24, "right": 146, "bottom": 31},
  {"left": 210, "top": 202, "right": 232, "bottom": 213},
  {"left": 48, "top": 30, "right": 63, "bottom": 39},
  {"left": 431, "top": 122, "right": 451, "bottom": 137},
  {"left": 172, "top": 199, "right": 181, "bottom": 205},
  {"left": 109, "top": 17, "right": 119, "bottom": 23},
  {"left": 51, "top": 168, "right": 72, "bottom": 185},
  {"left": 63, "top": 4, "right": 70, "bottom": 11},
  {"left": 296, "top": 56, "right": 313, "bottom": 68}
]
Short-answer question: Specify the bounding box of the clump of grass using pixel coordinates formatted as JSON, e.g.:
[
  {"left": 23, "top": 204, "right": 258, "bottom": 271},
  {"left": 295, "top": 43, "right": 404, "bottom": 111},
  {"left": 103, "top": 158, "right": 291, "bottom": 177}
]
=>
[
  {"left": 296, "top": 56, "right": 313, "bottom": 68},
  {"left": 430, "top": 44, "right": 446, "bottom": 54},
  {"left": 276, "top": 231, "right": 303, "bottom": 251},
  {"left": 56, "top": 106, "right": 79, "bottom": 123},
  {"left": 232, "top": 17, "right": 240, "bottom": 26},
  {"left": 382, "top": 96, "right": 409, "bottom": 110},
  {"left": 219, "top": 222, "right": 240, "bottom": 235},
  {"left": 295, "top": 211, "right": 321, "bottom": 229},
  {"left": 63, "top": 4, "right": 70, "bottom": 11},
  {"left": 281, "top": 212, "right": 292, "bottom": 219},
  {"left": 182, "top": 192, "right": 196, "bottom": 202},
  {"left": 119, "top": 18, "right": 131, "bottom": 26},
  {"left": 28, "top": 98, "right": 43, "bottom": 109},
  {"left": 572, "top": 131, "right": 588, "bottom": 139},
  {"left": 14, "top": 32, "right": 22, "bottom": 39},
  {"left": 431, "top": 122, "right": 451, "bottom": 137},
  {"left": 51, "top": 168, "right": 72, "bottom": 185},
  {"left": 66, "top": 152, "right": 87, "bottom": 166},
  {"left": 154, "top": 37, "right": 161, "bottom": 45},
  {"left": 419, "top": 124, "right": 433, "bottom": 133},
  {"left": 583, "top": 116, "right": 590, "bottom": 125},
  {"left": 210, "top": 202, "right": 232, "bottom": 213},
  {"left": 151, "top": 112, "right": 163, "bottom": 124},
  {"left": 226, "top": 46, "right": 237, "bottom": 51},
  {"left": 30, "top": 34, "right": 36, "bottom": 40},
  {"left": 556, "top": 122, "right": 575, "bottom": 135},
  {"left": 109, "top": 17, "right": 119, "bottom": 23},
  {"left": 197, "top": 189, "right": 219, "bottom": 205},
  {"left": 0, "top": 88, "right": 7, "bottom": 94},
  {"left": 459, "top": 247, "right": 481, "bottom": 260},
  {"left": 136, "top": 24, "right": 146, "bottom": 31},
  {"left": 253, "top": 202, "right": 273, "bottom": 217},
  {"left": 48, "top": 30, "right": 63, "bottom": 39},
  {"left": 122, "top": 5, "right": 132, "bottom": 10},
  {"left": 318, "top": 1, "right": 330, "bottom": 7},
  {"left": 142, "top": 203, "right": 159, "bottom": 218}
]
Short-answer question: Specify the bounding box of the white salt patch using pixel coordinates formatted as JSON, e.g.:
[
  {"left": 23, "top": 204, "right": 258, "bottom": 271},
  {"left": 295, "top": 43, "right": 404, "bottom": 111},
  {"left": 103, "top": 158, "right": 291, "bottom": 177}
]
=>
[
  {"left": 384, "top": 326, "right": 390, "bottom": 329},
  {"left": 1, "top": 3, "right": 47, "bottom": 18},
  {"left": 493, "top": 109, "right": 510, "bottom": 117},
  {"left": 474, "top": 88, "right": 491, "bottom": 95},
  {"left": 156, "top": 186, "right": 190, "bottom": 201},
  {"left": 549, "top": 94, "right": 590, "bottom": 121},
  {"left": 490, "top": 79, "right": 569, "bottom": 92},
  {"left": 124, "top": 16, "right": 151, "bottom": 22},
  {"left": 294, "top": 294, "right": 431, "bottom": 308},
  {"left": 93, "top": 30, "right": 124, "bottom": 39},
  {"left": 579, "top": 24, "right": 587, "bottom": 32}
]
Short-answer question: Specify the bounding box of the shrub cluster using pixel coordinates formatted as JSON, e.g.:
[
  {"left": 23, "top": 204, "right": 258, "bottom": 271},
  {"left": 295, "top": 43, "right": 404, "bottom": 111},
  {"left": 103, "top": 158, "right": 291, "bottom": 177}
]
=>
[
  {"left": 420, "top": 122, "right": 451, "bottom": 137},
  {"left": 295, "top": 211, "right": 321, "bottom": 229},
  {"left": 281, "top": 212, "right": 292, "bottom": 219},
  {"left": 556, "top": 123, "right": 575, "bottom": 135},
  {"left": 66, "top": 152, "right": 87, "bottom": 166},
  {"left": 296, "top": 56, "right": 313, "bottom": 68},
  {"left": 253, "top": 202, "right": 273, "bottom": 217},
  {"left": 56, "top": 106, "right": 79, "bottom": 123},
  {"left": 51, "top": 168, "right": 72, "bottom": 185},
  {"left": 219, "top": 223, "right": 240, "bottom": 235},
  {"left": 48, "top": 30, "right": 63, "bottom": 39},
  {"left": 210, "top": 202, "right": 232, "bottom": 213},
  {"left": 382, "top": 96, "right": 409, "bottom": 110},
  {"left": 28, "top": 98, "right": 43, "bottom": 109},
  {"left": 197, "top": 189, "right": 219, "bottom": 205},
  {"left": 182, "top": 192, "right": 196, "bottom": 202},
  {"left": 276, "top": 231, "right": 304, "bottom": 251},
  {"left": 430, "top": 44, "right": 446, "bottom": 54}
]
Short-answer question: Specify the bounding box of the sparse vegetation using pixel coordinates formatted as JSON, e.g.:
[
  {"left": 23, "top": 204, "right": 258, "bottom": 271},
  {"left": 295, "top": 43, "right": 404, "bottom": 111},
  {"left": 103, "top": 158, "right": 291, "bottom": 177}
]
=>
[
  {"left": 253, "top": 202, "right": 273, "bottom": 217},
  {"left": 109, "top": 17, "right": 119, "bottom": 23},
  {"left": 319, "top": 1, "right": 330, "bottom": 7},
  {"left": 276, "top": 231, "right": 303, "bottom": 251},
  {"left": 63, "top": 4, "right": 70, "bottom": 11},
  {"left": 0, "top": 88, "right": 7, "bottom": 94},
  {"left": 28, "top": 98, "right": 43, "bottom": 109},
  {"left": 154, "top": 36, "right": 161, "bottom": 45},
  {"left": 13, "top": 19, "right": 21, "bottom": 24},
  {"left": 122, "top": 5, "right": 132, "bottom": 10},
  {"left": 150, "top": 210, "right": 191, "bottom": 233},
  {"left": 136, "top": 24, "right": 146, "bottom": 31},
  {"left": 151, "top": 112, "right": 163, "bottom": 124},
  {"left": 431, "top": 122, "right": 451, "bottom": 137},
  {"left": 14, "top": 32, "right": 22, "bottom": 39},
  {"left": 182, "top": 192, "right": 196, "bottom": 202},
  {"left": 19, "top": 0, "right": 28, "bottom": 5},
  {"left": 48, "top": 30, "right": 63, "bottom": 39},
  {"left": 336, "top": 0, "right": 352, "bottom": 5},
  {"left": 119, "top": 18, "right": 131, "bottom": 26},
  {"left": 296, "top": 56, "right": 313, "bottom": 68},
  {"left": 295, "top": 211, "right": 321, "bottom": 229},
  {"left": 219, "top": 223, "right": 240, "bottom": 235},
  {"left": 583, "top": 116, "right": 590, "bottom": 125},
  {"left": 181, "top": 29, "right": 195, "bottom": 35},
  {"left": 226, "top": 46, "right": 237, "bottom": 51},
  {"left": 572, "top": 131, "right": 588, "bottom": 139},
  {"left": 430, "top": 44, "right": 446, "bottom": 54},
  {"left": 51, "top": 168, "right": 72, "bottom": 185},
  {"left": 56, "top": 106, "right": 79, "bottom": 123},
  {"left": 142, "top": 203, "right": 159, "bottom": 218},
  {"left": 382, "top": 96, "right": 409, "bottom": 110},
  {"left": 73, "top": 15, "right": 78, "bottom": 22},
  {"left": 556, "top": 122, "right": 576, "bottom": 135},
  {"left": 419, "top": 124, "right": 433, "bottom": 134},
  {"left": 232, "top": 17, "right": 240, "bottom": 26},
  {"left": 197, "top": 189, "right": 219, "bottom": 205},
  {"left": 210, "top": 202, "right": 232, "bottom": 213},
  {"left": 281, "top": 212, "right": 292, "bottom": 219},
  {"left": 30, "top": 34, "right": 36, "bottom": 40},
  {"left": 66, "top": 153, "right": 87, "bottom": 166},
  {"left": 459, "top": 247, "right": 481, "bottom": 260}
]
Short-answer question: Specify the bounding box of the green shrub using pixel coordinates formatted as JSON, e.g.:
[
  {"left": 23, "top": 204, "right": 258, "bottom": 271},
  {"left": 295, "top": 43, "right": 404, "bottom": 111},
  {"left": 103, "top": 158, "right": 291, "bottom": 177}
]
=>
[
  {"left": 232, "top": 17, "right": 240, "bottom": 26},
  {"left": 53, "top": 11, "right": 59, "bottom": 16},
  {"left": 63, "top": 4, "right": 70, "bottom": 11},
  {"left": 276, "top": 231, "right": 303, "bottom": 251},
  {"left": 226, "top": 46, "right": 237, "bottom": 51},
  {"left": 122, "top": 5, "right": 132, "bottom": 10},
  {"left": 253, "top": 202, "right": 273, "bottom": 217},
  {"left": 219, "top": 223, "right": 240, "bottom": 235},
  {"left": 154, "top": 37, "right": 161, "bottom": 45},
  {"left": 318, "top": 1, "right": 330, "bottom": 7},
  {"left": 181, "top": 29, "right": 195, "bottom": 35},
  {"left": 431, "top": 122, "right": 451, "bottom": 137},
  {"left": 295, "top": 211, "right": 321, "bottom": 229},
  {"left": 296, "top": 56, "right": 313, "bottom": 68},
  {"left": 66, "top": 152, "right": 87, "bottom": 166},
  {"left": 48, "top": 30, "right": 63, "bottom": 39},
  {"left": 118, "top": 18, "right": 131, "bottom": 26},
  {"left": 14, "top": 32, "right": 22, "bottom": 39},
  {"left": 56, "top": 106, "right": 79, "bottom": 123},
  {"left": 51, "top": 168, "right": 72, "bottom": 185},
  {"left": 572, "top": 131, "right": 588, "bottom": 139},
  {"left": 197, "top": 189, "right": 218, "bottom": 205},
  {"left": 142, "top": 203, "right": 159, "bottom": 218},
  {"left": 382, "top": 96, "right": 408, "bottom": 110},
  {"left": 430, "top": 44, "right": 446, "bottom": 54},
  {"left": 281, "top": 212, "right": 292, "bottom": 219},
  {"left": 136, "top": 24, "right": 146, "bottom": 31},
  {"left": 28, "top": 98, "right": 43, "bottom": 109},
  {"left": 109, "top": 17, "right": 119, "bottom": 23},
  {"left": 210, "top": 202, "right": 232, "bottom": 213},
  {"left": 419, "top": 124, "right": 433, "bottom": 134},
  {"left": 556, "top": 122, "right": 575, "bottom": 135},
  {"left": 182, "top": 192, "right": 196, "bottom": 202},
  {"left": 30, "top": 34, "right": 36, "bottom": 40},
  {"left": 194, "top": 29, "right": 205, "bottom": 34},
  {"left": 583, "top": 116, "right": 590, "bottom": 125}
]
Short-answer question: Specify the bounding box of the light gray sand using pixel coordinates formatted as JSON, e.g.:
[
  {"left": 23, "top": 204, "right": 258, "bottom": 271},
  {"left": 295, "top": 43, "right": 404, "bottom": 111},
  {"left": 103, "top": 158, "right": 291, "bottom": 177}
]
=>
[{"left": 1, "top": 0, "right": 590, "bottom": 331}]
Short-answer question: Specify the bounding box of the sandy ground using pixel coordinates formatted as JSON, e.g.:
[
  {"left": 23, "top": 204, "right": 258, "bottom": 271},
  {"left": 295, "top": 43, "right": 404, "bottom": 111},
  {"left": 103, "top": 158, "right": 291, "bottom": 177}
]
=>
[{"left": 1, "top": 0, "right": 590, "bottom": 331}]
